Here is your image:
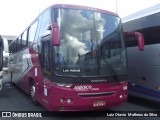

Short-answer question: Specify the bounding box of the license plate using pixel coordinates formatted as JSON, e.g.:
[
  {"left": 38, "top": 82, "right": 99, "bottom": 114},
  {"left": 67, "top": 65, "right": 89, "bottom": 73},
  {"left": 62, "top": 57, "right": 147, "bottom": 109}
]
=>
[{"left": 93, "top": 100, "right": 106, "bottom": 107}]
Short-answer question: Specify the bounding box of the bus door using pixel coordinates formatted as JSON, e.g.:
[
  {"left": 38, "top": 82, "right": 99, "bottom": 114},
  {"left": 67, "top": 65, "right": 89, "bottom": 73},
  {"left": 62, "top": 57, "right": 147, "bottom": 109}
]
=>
[{"left": 40, "top": 40, "right": 52, "bottom": 109}]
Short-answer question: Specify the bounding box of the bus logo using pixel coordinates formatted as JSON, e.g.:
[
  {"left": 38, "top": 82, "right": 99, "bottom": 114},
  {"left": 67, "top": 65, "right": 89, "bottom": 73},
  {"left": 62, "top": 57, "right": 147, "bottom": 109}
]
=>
[{"left": 73, "top": 85, "right": 92, "bottom": 90}]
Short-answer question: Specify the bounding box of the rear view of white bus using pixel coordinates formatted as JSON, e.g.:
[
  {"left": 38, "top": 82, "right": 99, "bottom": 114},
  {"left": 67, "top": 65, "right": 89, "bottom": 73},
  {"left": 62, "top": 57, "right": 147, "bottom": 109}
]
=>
[
  {"left": 123, "top": 4, "right": 160, "bottom": 102},
  {"left": 2, "top": 38, "right": 9, "bottom": 73},
  {"left": 0, "top": 36, "right": 3, "bottom": 91},
  {"left": 0, "top": 36, "right": 9, "bottom": 91}
]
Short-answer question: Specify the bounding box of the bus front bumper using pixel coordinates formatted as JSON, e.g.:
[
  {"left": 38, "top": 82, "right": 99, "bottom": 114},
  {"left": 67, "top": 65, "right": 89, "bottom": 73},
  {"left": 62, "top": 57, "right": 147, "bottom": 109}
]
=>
[{"left": 49, "top": 91, "right": 128, "bottom": 111}]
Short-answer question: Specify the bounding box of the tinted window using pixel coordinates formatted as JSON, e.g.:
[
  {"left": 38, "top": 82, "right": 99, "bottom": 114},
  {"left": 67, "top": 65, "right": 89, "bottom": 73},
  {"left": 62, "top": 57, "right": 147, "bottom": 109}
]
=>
[
  {"left": 22, "top": 30, "right": 27, "bottom": 49},
  {"left": 13, "top": 41, "right": 16, "bottom": 53},
  {"left": 125, "top": 36, "right": 138, "bottom": 47},
  {"left": 17, "top": 36, "right": 21, "bottom": 51},
  {"left": 39, "top": 9, "right": 51, "bottom": 37},
  {"left": 34, "top": 15, "right": 42, "bottom": 43},
  {"left": 42, "top": 41, "right": 51, "bottom": 78},
  {"left": 126, "top": 26, "right": 160, "bottom": 47},
  {"left": 43, "top": 41, "right": 50, "bottom": 69},
  {"left": 9, "top": 44, "right": 13, "bottom": 53},
  {"left": 28, "top": 21, "right": 38, "bottom": 46},
  {"left": 142, "top": 26, "right": 160, "bottom": 45}
]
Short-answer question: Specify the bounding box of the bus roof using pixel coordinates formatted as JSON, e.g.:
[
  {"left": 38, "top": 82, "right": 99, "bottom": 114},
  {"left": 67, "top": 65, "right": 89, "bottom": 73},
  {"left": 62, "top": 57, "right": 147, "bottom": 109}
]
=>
[{"left": 122, "top": 4, "right": 160, "bottom": 23}]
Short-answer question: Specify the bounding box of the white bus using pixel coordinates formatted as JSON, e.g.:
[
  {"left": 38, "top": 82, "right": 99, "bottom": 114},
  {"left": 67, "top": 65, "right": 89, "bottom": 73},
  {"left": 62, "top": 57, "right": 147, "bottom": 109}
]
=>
[
  {"left": 122, "top": 4, "right": 160, "bottom": 102},
  {"left": 2, "top": 37, "right": 9, "bottom": 73},
  {"left": 0, "top": 36, "right": 3, "bottom": 91},
  {"left": 0, "top": 35, "right": 9, "bottom": 91}
]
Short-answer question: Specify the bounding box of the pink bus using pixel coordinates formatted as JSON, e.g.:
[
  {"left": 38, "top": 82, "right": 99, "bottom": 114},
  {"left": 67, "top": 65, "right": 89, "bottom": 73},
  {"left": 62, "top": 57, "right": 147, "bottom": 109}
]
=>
[{"left": 8, "top": 4, "right": 143, "bottom": 111}]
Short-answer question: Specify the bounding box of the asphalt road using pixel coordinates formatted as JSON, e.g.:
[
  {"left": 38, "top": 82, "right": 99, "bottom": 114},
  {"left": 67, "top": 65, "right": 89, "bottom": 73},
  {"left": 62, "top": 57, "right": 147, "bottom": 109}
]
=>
[{"left": 0, "top": 74, "right": 160, "bottom": 120}]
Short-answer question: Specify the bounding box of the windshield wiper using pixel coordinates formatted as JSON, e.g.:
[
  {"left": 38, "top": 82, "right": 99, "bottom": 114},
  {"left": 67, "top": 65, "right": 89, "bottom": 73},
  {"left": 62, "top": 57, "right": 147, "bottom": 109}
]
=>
[
  {"left": 75, "top": 37, "right": 98, "bottom": 80},
  {"left": 99, "top": 55, "right": 119, "bottom": 82},
  {"left": 92, "top": 12, "right": 119, "bottom": 82}
]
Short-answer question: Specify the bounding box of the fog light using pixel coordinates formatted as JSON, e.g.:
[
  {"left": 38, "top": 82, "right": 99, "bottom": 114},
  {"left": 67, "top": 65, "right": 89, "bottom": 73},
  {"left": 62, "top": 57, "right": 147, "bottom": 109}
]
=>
[
  {"left": 67, "top": 98, "right": 72, "bottom": 103},
  {"left": 60, "top": 98, "right": 65, "bottom": 103},
  {"left": 119, "top": 95, "right": 123, "bottom": 99}
]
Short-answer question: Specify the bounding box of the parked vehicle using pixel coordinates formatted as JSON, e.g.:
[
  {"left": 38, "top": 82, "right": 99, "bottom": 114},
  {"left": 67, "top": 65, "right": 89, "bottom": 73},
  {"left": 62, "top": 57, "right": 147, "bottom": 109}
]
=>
[
  {"left": 123, "top": 4, "right": 160, "bottom": 102},
  {"left": 8, "top": 4, "right": 143, "bottom": 111},
  {"left": 0, "top": 35, "right": 9, "bottom": 91}
]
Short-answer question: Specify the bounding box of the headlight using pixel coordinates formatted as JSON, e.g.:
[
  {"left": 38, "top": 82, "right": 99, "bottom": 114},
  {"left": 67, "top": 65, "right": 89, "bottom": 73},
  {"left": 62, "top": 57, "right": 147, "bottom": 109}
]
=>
[{"left": 55, "top": 83, "right": 72, "bottom": 88}]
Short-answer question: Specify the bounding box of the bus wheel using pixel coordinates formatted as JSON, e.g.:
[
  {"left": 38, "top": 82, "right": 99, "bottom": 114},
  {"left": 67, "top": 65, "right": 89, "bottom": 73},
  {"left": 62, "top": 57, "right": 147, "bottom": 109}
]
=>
[{"left": 30, "top": 82, "right": 38, "bottom": 105}]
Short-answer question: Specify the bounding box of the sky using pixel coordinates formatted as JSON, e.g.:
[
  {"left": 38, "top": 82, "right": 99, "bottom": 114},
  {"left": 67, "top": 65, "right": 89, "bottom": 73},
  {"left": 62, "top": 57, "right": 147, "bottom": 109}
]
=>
[{"left": 0, "top": 0, "right": 160, "bottom": 36}]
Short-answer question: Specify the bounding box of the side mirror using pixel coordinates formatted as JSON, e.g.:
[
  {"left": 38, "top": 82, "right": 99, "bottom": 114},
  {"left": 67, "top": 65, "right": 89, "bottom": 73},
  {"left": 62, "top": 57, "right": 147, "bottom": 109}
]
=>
[
  {"left": 50, "top": 23, "right": 60, "bottom": 46},
  {"left": 125, "top": 32, "right": 144, "bottom": 51}
]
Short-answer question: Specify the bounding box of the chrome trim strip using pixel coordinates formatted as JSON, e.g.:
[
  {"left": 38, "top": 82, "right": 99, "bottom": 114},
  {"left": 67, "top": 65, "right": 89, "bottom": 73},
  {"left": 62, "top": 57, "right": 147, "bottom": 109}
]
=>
[{"left": 78, "top": 91, "right": 116, "bottom": 96}]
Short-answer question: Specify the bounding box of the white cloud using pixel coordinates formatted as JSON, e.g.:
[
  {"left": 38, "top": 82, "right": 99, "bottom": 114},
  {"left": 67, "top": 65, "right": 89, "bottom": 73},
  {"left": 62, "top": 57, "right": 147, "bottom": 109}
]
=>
[{"left": 59, "top": 9, "right": 106, "bottom": 63}]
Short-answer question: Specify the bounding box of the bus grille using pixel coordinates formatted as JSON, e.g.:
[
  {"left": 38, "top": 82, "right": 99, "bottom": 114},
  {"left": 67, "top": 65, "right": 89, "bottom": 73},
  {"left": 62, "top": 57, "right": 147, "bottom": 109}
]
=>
[{"left": 78, "top": 91, "right": 116, "bottom": 97}]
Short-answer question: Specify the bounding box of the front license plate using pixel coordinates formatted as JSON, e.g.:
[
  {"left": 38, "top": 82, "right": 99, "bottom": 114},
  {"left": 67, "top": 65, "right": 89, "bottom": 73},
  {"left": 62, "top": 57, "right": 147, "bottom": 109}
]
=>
[{"left": 93, "top": 100, "right": 106, "bottom": 107}]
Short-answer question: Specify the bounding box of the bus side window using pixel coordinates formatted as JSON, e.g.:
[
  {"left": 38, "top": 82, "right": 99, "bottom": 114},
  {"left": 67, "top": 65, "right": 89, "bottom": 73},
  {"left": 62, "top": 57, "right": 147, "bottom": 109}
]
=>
[
  {"left": 22, "top": 30, "right": 28, "bottom": 49},
  {"left": 17, "top": 36, "right": 22, "bottom": 51},
  {"left": 42, "top": 41, "right": 51, "bottom": 78},
  {"left": 44, "top": 42, "right": 50, "bottom": 69},
  {"left": 38, "top": 9, "right": 51, "bottom": 38},
  {"left": 28, "top": 21, "right": 38, "bottom": 46},
  {"left": 13, "top": 39, "right": 16, "bottom": 52},
  {"left": 125, "top": 36, "right": 138, "bottom": 47},
  {"left": 9, "top": 44, "right": 12, "bottom": 53}
]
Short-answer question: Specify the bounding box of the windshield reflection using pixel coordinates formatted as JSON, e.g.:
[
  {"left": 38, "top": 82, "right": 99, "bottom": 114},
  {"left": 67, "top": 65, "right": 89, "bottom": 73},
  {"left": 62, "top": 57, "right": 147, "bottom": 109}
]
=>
[{"left": 53, "top": 8, "right": 127, "bottom": 77}]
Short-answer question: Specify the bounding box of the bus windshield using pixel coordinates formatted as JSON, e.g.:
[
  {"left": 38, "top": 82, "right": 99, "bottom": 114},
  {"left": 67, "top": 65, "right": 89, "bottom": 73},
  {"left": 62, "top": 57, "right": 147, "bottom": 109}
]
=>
[{"left": 53, "top": 8, "right": 127, "bottom": 77}]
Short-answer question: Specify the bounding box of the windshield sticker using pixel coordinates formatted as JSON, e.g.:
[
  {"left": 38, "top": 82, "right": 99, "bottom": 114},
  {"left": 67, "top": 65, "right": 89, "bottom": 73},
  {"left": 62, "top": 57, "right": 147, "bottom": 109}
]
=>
[{"left": 62, "top": 68, "right": 80, "bottom": 73}]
